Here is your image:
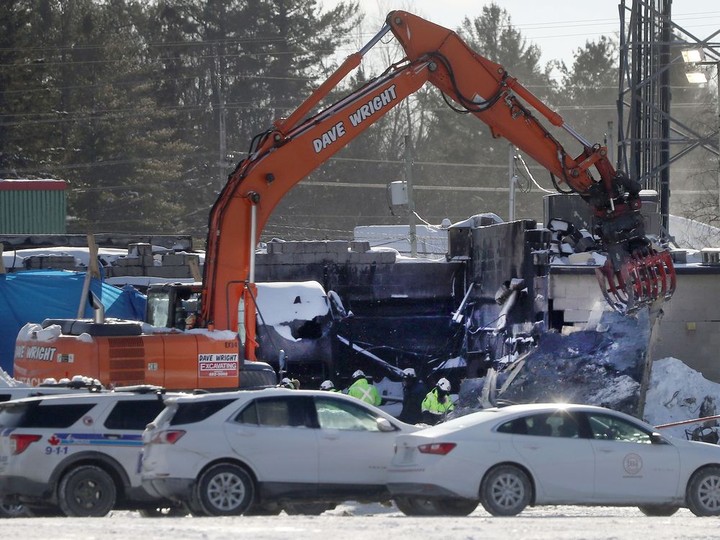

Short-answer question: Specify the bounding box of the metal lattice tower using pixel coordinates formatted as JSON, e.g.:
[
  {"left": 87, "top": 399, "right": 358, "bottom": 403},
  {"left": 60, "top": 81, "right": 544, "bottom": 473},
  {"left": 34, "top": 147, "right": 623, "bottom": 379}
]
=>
[{"left": 617, "top": 0, "right": 720, "bottom": 234}]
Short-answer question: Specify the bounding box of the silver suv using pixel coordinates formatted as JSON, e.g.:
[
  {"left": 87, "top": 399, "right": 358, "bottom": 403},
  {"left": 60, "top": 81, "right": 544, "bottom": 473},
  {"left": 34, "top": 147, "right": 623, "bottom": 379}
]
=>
[{"left": 0, "top": 386, "right": 181, "bottom": 517}]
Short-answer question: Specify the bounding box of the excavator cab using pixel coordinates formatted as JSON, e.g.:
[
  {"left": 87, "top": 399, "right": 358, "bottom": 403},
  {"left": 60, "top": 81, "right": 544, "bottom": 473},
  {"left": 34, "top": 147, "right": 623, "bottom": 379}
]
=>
[{"left": 146, "top": 283, "right": 202, "bottom": 330}]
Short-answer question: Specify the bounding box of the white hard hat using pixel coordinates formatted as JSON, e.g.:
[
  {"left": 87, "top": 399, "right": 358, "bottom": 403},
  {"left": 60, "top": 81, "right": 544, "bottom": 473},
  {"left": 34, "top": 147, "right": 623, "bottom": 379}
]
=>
[
  {"left": 402, "top": 368, "right": 416, "bottom": 378},
  {"left": 352, "top": 370, "right": 365, "bottom": 379},
  {"left": 320, "top": 380, "right": 335, "bottom": 390},
  {"left": 437, "top": 378, "right": 451, "bottom": 392}
]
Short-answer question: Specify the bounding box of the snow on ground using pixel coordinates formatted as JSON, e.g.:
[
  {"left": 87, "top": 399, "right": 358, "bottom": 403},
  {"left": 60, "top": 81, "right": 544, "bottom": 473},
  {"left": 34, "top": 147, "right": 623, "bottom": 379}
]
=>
[
  {"left": 644, "top": 357, "right": 720, "bottom": 439},
  {"left": 1, "top": 504, "right": 716, "bottom": 539}
]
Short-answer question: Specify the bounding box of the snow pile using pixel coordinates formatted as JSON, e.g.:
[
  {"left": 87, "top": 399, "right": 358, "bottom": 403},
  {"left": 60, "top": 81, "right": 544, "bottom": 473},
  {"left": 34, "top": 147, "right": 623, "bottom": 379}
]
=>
[
  {"left": 644, "top": 357, "right": 720, "bottom": 439},
  {"left": 17, "top": 322, "right": 62, "bottom": 342},
  {"left": 255, "top": 281, "right": 331, "bottom": 342}
]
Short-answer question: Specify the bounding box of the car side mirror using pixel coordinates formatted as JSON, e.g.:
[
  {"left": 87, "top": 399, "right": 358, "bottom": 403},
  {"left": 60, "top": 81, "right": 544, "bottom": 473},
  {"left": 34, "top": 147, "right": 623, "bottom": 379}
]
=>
[
  {"left": 377, "top": 417, "right": 396, "bottom": 432},
  {"left": 650, "top": 432, "right": 669, "bottom": 444}
]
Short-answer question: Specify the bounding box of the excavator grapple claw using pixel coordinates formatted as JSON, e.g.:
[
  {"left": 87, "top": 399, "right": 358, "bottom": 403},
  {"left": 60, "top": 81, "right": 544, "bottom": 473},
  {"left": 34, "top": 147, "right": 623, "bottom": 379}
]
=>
[{"left": 595, "top": 249, "right": 676, "bottom": 315}]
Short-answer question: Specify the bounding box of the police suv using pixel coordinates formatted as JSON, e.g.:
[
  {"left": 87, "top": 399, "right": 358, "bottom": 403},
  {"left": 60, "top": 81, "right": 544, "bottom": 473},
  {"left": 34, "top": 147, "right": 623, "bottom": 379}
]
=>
[
  {"left": 0, "top": 386, "right": 183, "bottom": 517},
  {"left": 0, "top": 376, "right": 104, "bottom": 404}
]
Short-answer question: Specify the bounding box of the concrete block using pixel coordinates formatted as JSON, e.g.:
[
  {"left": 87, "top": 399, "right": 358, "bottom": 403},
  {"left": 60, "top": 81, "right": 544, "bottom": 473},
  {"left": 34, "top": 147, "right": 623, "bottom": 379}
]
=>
[
  {"left": 326, "top": 240, "right": 349, "bottom": 254},
  {"left": 146, "top": 266, "right": 192, "bottom": 278},
  {"left": 114, "top": 257, "right": 142, "bottom": 267},
  {"left": 24, "top": 255, "right": 77, "bottom": 270},
  {"left": 350, "top": 241, "right": 370, "bottom": 253},
  {"left": 266, "top": 242, "right": 286, "bottom": 255},
  {"left": 128, "top": 243, "right": 153, "bottom": 257},
  {"left": 161, "top": 253, "right": 200, "bottom": 266},
  {"left": 286, "top": 253, "right": 329, "bottom": 265},
  {"left": 111, "top": 266, "right": 144, "bottom": 277},
  {"left": 255, "top": 253, "right": 288, "bottom": 266}
]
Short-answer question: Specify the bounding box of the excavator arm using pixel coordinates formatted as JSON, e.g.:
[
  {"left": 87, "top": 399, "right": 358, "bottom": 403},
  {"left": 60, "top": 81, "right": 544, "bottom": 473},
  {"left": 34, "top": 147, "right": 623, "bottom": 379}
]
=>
[
  {"left": 383, "top": 11, "right": 674, "bottom": 314},
  {"left": 201, "top": 10, "right": 675, "bottom": 360}
]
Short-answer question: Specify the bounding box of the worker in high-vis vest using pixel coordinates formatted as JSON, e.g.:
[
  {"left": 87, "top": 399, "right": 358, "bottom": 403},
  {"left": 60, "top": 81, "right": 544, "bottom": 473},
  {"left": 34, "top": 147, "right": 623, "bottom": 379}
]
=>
[
  {"left": 347, "top": 370, "right": 381, "bottom": 406},
  {"left": 421, "top": 377, "right": 454, "bottom": 425}
]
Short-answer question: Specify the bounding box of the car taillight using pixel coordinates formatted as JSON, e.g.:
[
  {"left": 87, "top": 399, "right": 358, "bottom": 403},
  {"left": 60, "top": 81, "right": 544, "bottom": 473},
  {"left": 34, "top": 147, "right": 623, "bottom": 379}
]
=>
[
  {"left": 151, "top": 430, "right": 186, "bottom": 444},
  {"left": 418, "top": 442, "right": 456, "bottom": 455},
  {"left": 10, "top": 434, "right": 42, "bottom": 455}
]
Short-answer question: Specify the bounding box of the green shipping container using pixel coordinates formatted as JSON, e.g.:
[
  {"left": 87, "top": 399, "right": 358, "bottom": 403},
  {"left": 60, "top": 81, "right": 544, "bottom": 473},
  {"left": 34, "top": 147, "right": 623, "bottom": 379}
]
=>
[{"left": 0, "top": 179, "right": 67, "bottom": 234}]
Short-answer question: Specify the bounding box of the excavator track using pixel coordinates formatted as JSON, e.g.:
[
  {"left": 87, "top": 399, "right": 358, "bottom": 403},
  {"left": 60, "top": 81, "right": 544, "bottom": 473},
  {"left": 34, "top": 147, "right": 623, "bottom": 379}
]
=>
[{"left": 595, "top": 250, "right": 676, "bottom": 315}]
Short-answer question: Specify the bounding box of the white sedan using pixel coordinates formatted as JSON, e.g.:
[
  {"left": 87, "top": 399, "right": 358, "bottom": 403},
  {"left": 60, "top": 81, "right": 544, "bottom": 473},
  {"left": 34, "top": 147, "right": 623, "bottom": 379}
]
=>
[
  {"left": 388, "top": 403, "right": 720, "bottom": 517},
  {"left": 141, "top": 388, "right": 417, "bottom": 516}
]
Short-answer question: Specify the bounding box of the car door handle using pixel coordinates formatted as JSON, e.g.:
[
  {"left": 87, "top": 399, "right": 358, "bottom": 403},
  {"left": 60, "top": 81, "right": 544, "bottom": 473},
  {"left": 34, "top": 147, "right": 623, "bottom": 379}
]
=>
[
  {"left": 322, "top": 434, "right": 340, "bottom": 440},
  {"left": 104, "top": 434, "right": 121, "bottom": 440}
]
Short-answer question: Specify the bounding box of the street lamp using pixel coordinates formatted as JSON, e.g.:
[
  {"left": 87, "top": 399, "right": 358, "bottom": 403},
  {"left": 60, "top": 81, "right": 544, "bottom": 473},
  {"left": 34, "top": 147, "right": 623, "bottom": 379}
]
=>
[{"left": 682, "top": 48, "right": 720, "bottom": 217}]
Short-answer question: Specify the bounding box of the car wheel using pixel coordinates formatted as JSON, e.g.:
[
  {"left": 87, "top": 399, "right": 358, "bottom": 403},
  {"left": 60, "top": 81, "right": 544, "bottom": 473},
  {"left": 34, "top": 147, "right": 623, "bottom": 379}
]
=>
[
  {"left": 58, "top": 465, "right": 117, "bottom": 517},
  {"left": 434, "top": 498, "right": 479, "bottom": 516},
  {"left": 0, "top": 501, "right": 32, "bottom": 518},
  {"left": 282, "top": 502, "right": 332, "bottom": 515},
  {"left": 196, "top": 463, "right": 254, "bottom": 516},
  {"left": 687, "top": 466, "right": 720, "bottom": 516},
  {"left": 637, "top": 504, "right": 679, "bottom": 517},
  {"left": 393, "top": 496, "right": 441, "bottom": 516},
  {"left": 480, "top": 464, "right": 532, "bottom": 516}
]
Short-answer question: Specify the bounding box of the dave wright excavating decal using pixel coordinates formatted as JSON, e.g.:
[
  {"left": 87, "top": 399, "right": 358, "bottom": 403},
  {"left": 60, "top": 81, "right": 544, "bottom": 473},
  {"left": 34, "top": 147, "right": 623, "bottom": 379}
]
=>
[
  {"left": 312, "top": 84, "right": 398, "bottom": 153},
  {"left": 198, "top": 353, "right": 239, "bottom": 378}
]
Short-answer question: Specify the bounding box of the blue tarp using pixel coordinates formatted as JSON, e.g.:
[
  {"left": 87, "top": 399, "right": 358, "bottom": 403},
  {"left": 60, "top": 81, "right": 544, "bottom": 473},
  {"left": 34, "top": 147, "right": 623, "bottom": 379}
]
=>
[{"left": 0, "top": 270, "right": 146, "bottom": 375}]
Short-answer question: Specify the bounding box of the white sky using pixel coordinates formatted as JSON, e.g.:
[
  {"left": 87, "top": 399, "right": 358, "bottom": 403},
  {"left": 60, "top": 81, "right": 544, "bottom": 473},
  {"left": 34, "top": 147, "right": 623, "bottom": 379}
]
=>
[{"left": 319, "top": 0, "right": 720, "bottom": 66}]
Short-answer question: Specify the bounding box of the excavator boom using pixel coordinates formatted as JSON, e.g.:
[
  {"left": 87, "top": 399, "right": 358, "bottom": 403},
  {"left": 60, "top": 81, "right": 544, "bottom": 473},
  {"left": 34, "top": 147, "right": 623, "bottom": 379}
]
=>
[
  {"left": 201, "top": 10, "right": 675, "bottom": 360},
  {"left": 383, "top": 11, "right": 675, "bottom": 314}
]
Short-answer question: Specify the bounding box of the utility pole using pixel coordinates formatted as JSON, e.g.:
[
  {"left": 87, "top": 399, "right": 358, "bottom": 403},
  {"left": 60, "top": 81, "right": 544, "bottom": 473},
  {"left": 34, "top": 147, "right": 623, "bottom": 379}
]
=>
[
  {"left": 216, "top": 46, "right": 227, "bottom": 188},
  {"left": 508, "top": 143, "right": 517, "bottom": 221},
  {"left": 405, "top": 134, "right": 417, "bottom": 257}
]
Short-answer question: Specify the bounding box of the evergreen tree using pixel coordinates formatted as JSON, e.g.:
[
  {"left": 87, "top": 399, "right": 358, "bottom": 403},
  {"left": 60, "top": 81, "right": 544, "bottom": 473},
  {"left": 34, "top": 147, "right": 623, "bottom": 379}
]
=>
[
  {"left": 555, "top": 36, "right": 618, "bottom": 150},
  {"left": 145, "top": 0, "right": 360, "bottom": 239},
  {"left": 0, "top": 0, "right": 359, "bottom": 239}
]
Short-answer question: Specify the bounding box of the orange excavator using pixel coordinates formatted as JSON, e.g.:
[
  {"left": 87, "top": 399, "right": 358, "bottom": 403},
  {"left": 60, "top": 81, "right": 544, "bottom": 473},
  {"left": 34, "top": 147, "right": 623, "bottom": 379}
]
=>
[
  {"left": 204, "top": 10, "right": 675, "bottom": 361},
  {"left": 14, "top": 11, "right": 675, "bottom": 389}
]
